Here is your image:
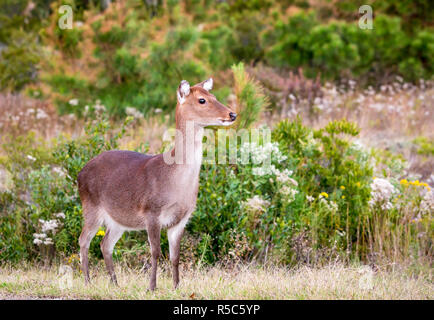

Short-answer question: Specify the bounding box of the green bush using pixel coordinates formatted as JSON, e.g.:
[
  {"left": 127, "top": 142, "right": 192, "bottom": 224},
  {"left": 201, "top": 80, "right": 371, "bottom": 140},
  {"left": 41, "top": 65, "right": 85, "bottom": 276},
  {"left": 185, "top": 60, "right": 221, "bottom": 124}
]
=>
[
  {"left": 1, "top": 116, "right": 431, "bottom": 265},
  {"left": 263, "top": 12, "right": 433, "bottom": 81},
  {"left": 0, "top": 117, "right": 133, "bottom": 262},
  {"left": 232, "top": 62, "right": 269, "bottom": 129},
  {"left": 50, "top": 25, "right": 212, "bottom": 117},
  {"left": 0, "top": 29, "right": 41, "bottom": 91},
  {"left": 191, "top": 117, "right": 374, "bottom": 265}
]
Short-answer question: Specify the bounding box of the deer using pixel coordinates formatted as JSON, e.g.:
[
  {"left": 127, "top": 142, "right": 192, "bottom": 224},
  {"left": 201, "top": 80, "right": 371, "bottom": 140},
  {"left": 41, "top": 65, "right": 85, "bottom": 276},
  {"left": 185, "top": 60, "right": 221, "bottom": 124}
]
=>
[{"left": 77, "top": 78, "right": 237, "bottom": 290}]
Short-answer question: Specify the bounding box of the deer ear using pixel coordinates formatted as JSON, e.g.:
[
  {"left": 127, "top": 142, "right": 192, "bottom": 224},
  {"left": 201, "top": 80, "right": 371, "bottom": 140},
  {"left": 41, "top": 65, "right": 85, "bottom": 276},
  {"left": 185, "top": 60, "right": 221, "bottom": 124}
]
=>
[
  {"left": 177, "top": 80, "right": 190, "bottom": 104},
  {"left": 195, "top": 78, "right": 213, "bottom": 91},
  {"left": 202, "top": 78, "right": 213, "bottom": 91}
]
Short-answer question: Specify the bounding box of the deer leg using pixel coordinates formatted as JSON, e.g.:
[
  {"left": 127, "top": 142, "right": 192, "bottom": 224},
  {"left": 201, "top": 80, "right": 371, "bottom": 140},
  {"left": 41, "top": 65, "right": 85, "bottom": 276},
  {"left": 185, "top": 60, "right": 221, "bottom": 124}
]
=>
[
  {"left": 100, "top": 226, "right": 124, "bottom": 285},
  {"left": 167, "top": 223, "right": 185, "bottom": 289},
  {"left": 147, "top": 223, "right": 161, "bottom": 291},
  {"left": 79, "top": 222, "right": 99, "bottom": 284}
]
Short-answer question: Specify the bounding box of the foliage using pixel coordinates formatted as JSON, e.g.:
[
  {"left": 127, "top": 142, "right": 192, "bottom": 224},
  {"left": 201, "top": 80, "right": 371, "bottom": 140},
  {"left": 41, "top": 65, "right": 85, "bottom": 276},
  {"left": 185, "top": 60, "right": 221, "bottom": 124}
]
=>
[
  {"left": 0, "top": 0, "right": 432, "bottom": 268},
  {"left": 263, "top": 12, "right": 434, "bottom": 81},
  {"left": 0, "top": 6, "right": 41, "bottom": 91},
  {"left": 1, "top": 0, "right": 429, "bottom": 113},
  {"left": 412, "top": 136, "right": 434, "bottom": 156},
  {"left": 1, "top": 115, "right": 432, "bottom": 266},
  {"left": 0, "top": 117, "right": 133, "bottom": 262},
  {"left": 231, "top": 62, "right": 269, "bottom": 129}
]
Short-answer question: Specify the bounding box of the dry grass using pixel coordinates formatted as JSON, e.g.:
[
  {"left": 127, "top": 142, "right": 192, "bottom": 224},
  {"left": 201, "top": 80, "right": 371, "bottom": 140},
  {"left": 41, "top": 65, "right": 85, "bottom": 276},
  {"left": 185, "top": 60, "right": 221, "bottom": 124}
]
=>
[
  {"left": 0, "top": 93, "right": 85, "bottom": 142},
  {"left": 0, "top": 263, "right": 432, "bottom": 300},
  {"left": 0, "top": 93, "right": 170, "bottom": 156}
]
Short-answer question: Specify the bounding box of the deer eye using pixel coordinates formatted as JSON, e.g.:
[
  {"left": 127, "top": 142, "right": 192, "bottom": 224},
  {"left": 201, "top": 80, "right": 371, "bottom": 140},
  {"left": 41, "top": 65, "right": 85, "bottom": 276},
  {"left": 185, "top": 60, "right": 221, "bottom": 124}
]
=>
[{"left": 198, "top": 98, "right": 206, "bottom": 104}]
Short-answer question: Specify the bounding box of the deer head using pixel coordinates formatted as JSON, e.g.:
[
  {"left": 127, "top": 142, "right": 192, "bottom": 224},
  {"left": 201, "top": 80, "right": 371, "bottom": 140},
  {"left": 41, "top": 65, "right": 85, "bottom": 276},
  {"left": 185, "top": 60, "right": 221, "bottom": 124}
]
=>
[{"left": 176, "top": 78, "right": 237, "bottom": 127}]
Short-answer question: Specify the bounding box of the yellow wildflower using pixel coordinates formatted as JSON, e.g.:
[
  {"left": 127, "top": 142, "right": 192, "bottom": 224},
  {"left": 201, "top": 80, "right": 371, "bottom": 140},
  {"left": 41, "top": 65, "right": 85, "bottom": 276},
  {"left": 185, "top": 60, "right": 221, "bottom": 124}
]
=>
[
  {"left": 340, "top": 186, "right": 345, "bottom": 190},
  {"left": 356, "top": 182, "right": 361, "bottom": 187},
  {"left": 409, "top": 180, "right": 424, "bottom": 187},
  {"left": 341, "top": 195, "right": 345, "bottom": 199},
  {"left": 320, "top": 192, "right": 329, "bottom": 198},
  {"left": 96, "top": 230, "right": 105, "bottom": 237},
  {"left": 400, "top": 179, "right": 409, "bottom": 186}
]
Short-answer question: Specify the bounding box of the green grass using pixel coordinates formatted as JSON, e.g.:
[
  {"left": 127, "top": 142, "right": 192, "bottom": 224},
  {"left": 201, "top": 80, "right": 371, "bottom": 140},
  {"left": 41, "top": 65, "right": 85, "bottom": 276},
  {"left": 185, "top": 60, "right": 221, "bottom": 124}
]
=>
[{"left": 0, "top": 262, "right": 431, "bottom": 300}]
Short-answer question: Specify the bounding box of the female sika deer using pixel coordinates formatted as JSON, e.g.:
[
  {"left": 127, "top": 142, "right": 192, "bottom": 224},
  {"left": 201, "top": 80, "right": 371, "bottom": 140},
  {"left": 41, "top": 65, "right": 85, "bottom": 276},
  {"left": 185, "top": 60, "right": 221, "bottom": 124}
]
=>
[{"left": 77, "top": 78, "right": 236, "bottom": 290}]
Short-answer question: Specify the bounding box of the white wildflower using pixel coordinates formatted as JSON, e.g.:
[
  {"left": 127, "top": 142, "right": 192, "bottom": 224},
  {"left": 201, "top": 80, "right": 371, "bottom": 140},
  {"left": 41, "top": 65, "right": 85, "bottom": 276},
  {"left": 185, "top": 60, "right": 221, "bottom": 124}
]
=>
[
  {"left": 55, "top": 212, "right": 66, "bottom": 219},
  {"left": 52, "top": 166, "right": 66, "bottom": 177},
  {"left": 306, "top": 195, "right": 315, "bottom": 202},
  {"left": 229, "top": 169, "right": 236, "bottom": 178},
  {"left": 319, "top": 198, "right": 338, "bottom": 212},
  {"left": 243, "top": 195, "right": 270, "bottom": 212},
  {"left": 40, "top": 219, "right": 61, "bottom": 234},
  {"left": 276, "top": 169, "right": 297, "bottom": 185},
  {"left": 36, "top": 109, "right": 48, "bottom": 120},
  {"left": 126, "top": 107, "right": 144, "bottom": 119},
  {"left": 240, "top": 142, "right": 287, "bottom": 165},
  {"left": 33, "top": 238, "right": 43, "bottom": 245},
  {"left": 419, "top": 190, "right": 433, "bottom": 215},
  {"left": 280, "top": 186, "right": 298, "bottom": 203},
  {"left": 44, "top": 238, "right": 54, "bottom": 245},
  {"left": 68, "top": 98, "right": 79, "bottom": 106},
  {"left": 27, "top": 155, "right": 36, "bottom": 161},
  {"left": 252, "top": 164, "right": 281, "bottom": 176},
  {"left": 351, "top": 140, "right": 365, "bottom": 151},
  {"left": 329, "top": 201, "right": 338, "bottom": 211},
  {"left": 368, "top": 178, "right": 396, "bottom": 211},
  {"left": 94, "top": 101, "right": 106, "bottom": 113},
  {"left": 26, "top": 108, "right": 36, "bottom": 115}
]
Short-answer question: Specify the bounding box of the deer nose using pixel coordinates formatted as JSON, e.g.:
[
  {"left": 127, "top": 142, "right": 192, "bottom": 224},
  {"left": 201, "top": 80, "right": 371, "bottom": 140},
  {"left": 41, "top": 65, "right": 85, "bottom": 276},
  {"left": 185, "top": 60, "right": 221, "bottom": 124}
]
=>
[{"left": 229, "top": 112, "right": 237, "bottom": 121}]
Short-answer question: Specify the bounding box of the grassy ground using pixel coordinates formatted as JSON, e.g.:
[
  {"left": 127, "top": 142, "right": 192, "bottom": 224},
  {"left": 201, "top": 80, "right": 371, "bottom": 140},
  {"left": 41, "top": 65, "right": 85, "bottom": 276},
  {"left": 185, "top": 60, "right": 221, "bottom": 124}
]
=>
[{"left": 0, "top": 263, "right": 432, "bottom": 300}]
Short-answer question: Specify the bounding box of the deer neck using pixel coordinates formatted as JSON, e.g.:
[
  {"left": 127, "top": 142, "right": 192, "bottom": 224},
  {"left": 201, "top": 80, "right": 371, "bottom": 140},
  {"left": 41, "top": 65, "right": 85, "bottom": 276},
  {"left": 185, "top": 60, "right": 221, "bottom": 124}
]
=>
[{"left": 173, "top": 117, "right": 204, "bottom": 170}]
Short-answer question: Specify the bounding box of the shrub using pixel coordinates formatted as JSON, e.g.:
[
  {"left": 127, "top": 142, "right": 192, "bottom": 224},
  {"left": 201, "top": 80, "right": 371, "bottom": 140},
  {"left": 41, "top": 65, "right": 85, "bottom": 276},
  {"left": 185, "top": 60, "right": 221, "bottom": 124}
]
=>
[
  {"left": 231, "top": 62, "right": 269, "bottom": 129},
  {"left": 263, "top": 12, "right": 433, "bottom": 82},
  {"left": 0, "top": 117, "right": 133, "bottom": 263},
  {"left": 1, "top": 116, "right": 431, "bottom": 266},
  {"left": 191, "top": 117, "right": 374, "bottom": 265},
  {"left": 0, "top": 29, "right": 41, "bottom": 92}
]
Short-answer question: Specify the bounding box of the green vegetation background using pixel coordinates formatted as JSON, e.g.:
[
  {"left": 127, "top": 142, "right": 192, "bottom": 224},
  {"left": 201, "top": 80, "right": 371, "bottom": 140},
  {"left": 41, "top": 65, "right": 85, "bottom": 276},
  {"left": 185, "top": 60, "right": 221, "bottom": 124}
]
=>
[
  {"left": 0, "top": 1, "right": 432, "bottom": 268},
  {"left": 1, "top": 0, "right": 433, "bottom": 116}
]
